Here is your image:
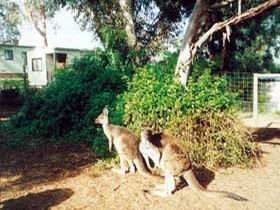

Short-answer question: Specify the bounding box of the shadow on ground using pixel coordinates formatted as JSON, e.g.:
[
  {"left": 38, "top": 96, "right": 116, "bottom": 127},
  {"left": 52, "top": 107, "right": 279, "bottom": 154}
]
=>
[
  {"left": 0, "top": 188, "right": 73, "bottom": 210},
  {"left": 0, "top": 143, "right": 97, "bottom": 192},
  {"left": 175, "top": 166, "right": 215, "bottom": 192},
  {"left": 252, "top": 128, "right": 280, "bottom": 145}
]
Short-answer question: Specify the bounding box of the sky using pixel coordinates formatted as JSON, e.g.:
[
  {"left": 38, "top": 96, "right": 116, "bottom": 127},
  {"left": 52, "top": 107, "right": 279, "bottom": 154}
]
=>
[{"left": 19, "top": 7, "right": 101, "bottom": 49}]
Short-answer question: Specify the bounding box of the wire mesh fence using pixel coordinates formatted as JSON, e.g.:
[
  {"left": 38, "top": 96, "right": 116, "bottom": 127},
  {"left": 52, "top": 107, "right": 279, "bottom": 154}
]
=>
[
  {"left": 216, "top": 72, "right": 280, "bottom": 127},
  {"left": 216, "top": 71, "right": 254, "bottom": 113}
]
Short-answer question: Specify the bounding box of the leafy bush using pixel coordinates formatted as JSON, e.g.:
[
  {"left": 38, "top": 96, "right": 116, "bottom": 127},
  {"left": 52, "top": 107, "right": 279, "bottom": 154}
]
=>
[
  {"left": 9, "top": 50, "right": 128, "bottom": 156},
  {"left": 0, "top": 78, "right": 26, "bottom": 106},
  {"left": 166, "top": 111, "right": 256, "bottom": 168},
  {"left": 121, "top": 53, "right": 256, "bottom": 168},
  {"left": 0, "top": 78, "right": 25, "bottom": 90}
]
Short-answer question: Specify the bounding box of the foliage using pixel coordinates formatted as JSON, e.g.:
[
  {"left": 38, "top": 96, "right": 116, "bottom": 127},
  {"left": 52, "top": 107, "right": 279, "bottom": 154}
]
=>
[
  {"left": 214, "top": 3, "right": 280, "bottom": 73},
  {"left": 24, "top": 0, "right": 60, "bottom": 18},
  {"left": 0, "top": 0, "right": 20, "bottom": 44},
  {"left": 9, "top": 50, "right": 128, "bottom": 156},
  {"left": 121, "top": 53, "right": 256, "bottom": 167},
  {"left": 0, "top": 79, "right": 25, "bottom": 91},
  {"left": 23, "top": 0, "right": 61, "bottom": 46},
  {"left": 0, "top": 79, "right": 26, "bottom": 106},
  {"left": 167, "top": 111, "right": 256, "bottom": 168},
  {"left": 57, "top": 0, "right": 195, "bottom": 53},
  {"left": 122, "top": 54, "right": 237, "bottom": 131}
]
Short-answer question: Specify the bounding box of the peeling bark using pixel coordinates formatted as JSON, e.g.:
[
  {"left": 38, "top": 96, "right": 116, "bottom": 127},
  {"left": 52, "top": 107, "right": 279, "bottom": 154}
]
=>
[
  {"left": 238, "top": 0, "right": 242, "bottom": 15},
  {"left": 210, "top": 0, "right": 236, "bottom": 10}
]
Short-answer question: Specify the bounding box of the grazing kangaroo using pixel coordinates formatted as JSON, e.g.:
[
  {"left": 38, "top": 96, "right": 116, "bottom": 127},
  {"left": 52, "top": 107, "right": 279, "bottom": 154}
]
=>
[
  {"left": 95, "top": 107, "right": 153, "bottom": 177},
  {"left": 140, "top": 128, "right": 247, "bottom": 201}
]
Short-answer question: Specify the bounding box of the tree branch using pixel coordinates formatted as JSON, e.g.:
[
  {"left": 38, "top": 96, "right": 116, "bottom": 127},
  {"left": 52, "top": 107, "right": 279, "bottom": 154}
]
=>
[{"left": 191, "top": 0, "right": 280, "bottom": 63}]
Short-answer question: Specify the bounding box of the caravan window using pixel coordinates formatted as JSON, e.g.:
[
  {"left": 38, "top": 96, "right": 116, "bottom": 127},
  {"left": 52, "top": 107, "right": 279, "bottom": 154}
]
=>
[
  {"left": 32, "top": 58, "right": 43, "bottom": 71},
  {"left": 4, "top": 49, "right": 13, "bottom": 60}
]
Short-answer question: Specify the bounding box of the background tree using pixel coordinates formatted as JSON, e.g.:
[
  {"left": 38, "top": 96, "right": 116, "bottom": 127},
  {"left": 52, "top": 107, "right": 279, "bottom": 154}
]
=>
[
  {"left": 23, "top": 0, "right": 60, "bottom": 47},
  {"left": 57, "top": 0, "right": 194, "bottom": 58},
  {"left": 175, "top": 0, "right": 280, "bottom": 86},
  {"left": 56, "top": 0, "right": 280, "bottom": 83},
  {"left": 0, "top": 0, "right": 21, "bottom": 44},
  {"left": 223, "top": 6, "right": 280, "bottom": 73}
]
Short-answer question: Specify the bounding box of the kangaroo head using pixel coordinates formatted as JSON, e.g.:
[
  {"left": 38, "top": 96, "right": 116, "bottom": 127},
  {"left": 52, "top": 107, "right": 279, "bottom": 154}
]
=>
[{"left": 95, "top": 106, "right": 109, "bottom": 125}]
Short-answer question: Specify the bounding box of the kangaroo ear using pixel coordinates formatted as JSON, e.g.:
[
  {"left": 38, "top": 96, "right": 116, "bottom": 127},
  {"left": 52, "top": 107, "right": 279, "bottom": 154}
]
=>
[{"left": 103, "top": 106, "right": 108, "bottom": 114}]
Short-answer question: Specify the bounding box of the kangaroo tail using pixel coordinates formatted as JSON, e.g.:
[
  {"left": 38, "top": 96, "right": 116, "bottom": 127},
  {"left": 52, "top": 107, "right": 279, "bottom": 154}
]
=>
[{"left": 183, "top": 169, "right": 248, "bottom": 201}]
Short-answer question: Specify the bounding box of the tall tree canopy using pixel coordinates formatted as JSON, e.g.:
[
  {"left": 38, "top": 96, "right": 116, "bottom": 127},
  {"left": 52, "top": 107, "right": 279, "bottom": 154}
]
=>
[
  {"left": 57, "top": 0, "right": 280, "bottom": 85},
  {"left": 0, "top": 0, "right": 21, "bottom": 44},
  {"left": 57, "top": 0, "right": 195, "bottom": 52},
  {"left": 175, "top": 0, "right": 280, "bottom": 85}
]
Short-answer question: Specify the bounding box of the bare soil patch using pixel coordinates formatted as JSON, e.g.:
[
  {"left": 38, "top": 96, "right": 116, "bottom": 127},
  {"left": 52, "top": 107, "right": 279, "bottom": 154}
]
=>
[{"left": 1, "top": 128, "right": 280, "bottom": 210}]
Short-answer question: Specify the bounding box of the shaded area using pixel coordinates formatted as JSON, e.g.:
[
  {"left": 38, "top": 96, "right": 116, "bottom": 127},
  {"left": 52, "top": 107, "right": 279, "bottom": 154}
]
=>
[
  {"left": 252, "top": 128, "right": 280, "bottom": 143},
  {"left": 0, "top": 105, "right": 21, "bottom": 120},
  {"left": 0, "top": 142, "right": 97, "bottom": 192},
  {"left": 176, "top": 166, "right": 215, "bottom": 191},
  {"left": 0, "top": 188, "right": 73, "bottom": 210},
  {"left": 193, "top": 166, "right": 215, "bottom": 187}
]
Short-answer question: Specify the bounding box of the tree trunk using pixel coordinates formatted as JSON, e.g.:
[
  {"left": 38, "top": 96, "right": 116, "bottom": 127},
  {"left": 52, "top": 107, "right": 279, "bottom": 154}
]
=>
[
  {"left": 175, "top": 0, "right": 209, "bottom": 86},
  {"left": 119, "top": 0, "right": 137, "bottom": 47},
  {"left": 41, "top": 5, "right": 48, "bottom": 47},
  {"left": 24, "top": 2, "right": 48, "bottom": 47}
]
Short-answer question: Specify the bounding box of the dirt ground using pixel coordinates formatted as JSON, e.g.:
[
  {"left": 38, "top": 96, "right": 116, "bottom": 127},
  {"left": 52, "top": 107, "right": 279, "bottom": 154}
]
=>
[{"left": 1, "top": 128, "right": 280, "bottom": 210}]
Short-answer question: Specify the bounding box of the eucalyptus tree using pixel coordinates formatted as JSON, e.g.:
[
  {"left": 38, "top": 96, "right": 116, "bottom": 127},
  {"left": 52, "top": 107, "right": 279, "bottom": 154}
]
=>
[
  {"left": 23, "top": 0, "right": 60, "bottom": 47},
  {"left": 0, "top": 0, "right": 21, "bottom": 44},
  {"left": 57, "top": 0, "right": 280, "bottom": 85},
  {"left": 175, "top": 0, "right": 280, "bottom": 86}
]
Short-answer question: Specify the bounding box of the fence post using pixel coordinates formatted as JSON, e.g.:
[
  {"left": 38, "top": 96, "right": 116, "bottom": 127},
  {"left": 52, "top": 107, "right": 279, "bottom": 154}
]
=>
[{"left": 253, "top": 73, "right": 258, "bottom": 125}]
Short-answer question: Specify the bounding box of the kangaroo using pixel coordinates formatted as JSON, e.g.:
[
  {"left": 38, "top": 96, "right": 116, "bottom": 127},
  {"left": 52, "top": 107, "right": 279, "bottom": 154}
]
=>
[
  {"left": 139, "top": 137, "right": 156, "bottom": 171},
  {"left": 95, "top": 107, "right": 153, "bottom": 177},
  {"left": 140, "top": 128, "right": 247, "bottom": 201}
]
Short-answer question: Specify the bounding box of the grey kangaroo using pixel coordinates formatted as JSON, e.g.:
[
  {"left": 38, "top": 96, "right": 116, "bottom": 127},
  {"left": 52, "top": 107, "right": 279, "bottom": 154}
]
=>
[
  {"left": 95, "top": 107, "right": 153, "bottom": 177},
  {"left": 140, "top": 128, "right": 247, "bottom": 201}
]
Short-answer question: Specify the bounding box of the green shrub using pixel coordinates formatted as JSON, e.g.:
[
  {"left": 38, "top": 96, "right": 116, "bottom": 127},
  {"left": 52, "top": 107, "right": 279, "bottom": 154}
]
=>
[
  {"left": 9, "top": 50, "right": 128, "bottom": 156},
  {"left": 166, "top": 111, "right": 256, "bottom": 168},
  {"left": 121, "top": 53, "right": 256, "bottom": 168}
]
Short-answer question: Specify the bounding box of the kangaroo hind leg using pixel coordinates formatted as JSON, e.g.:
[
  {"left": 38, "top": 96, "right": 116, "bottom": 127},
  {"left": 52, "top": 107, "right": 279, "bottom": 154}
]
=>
[
  {"left": 151, "top": 172, "right": 175, "bottom": 197},
  {"left": 111, "top": 155, "right": 128, "bottom": 175}
]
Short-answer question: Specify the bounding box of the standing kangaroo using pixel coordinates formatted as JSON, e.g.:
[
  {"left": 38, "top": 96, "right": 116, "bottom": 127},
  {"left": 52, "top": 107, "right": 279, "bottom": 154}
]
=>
[
  {"left": 140, "top": 128, "right": 247, "bottom": 201},
  {"left": 95, "top": 107, "right": 152, "bottom": 177}
]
